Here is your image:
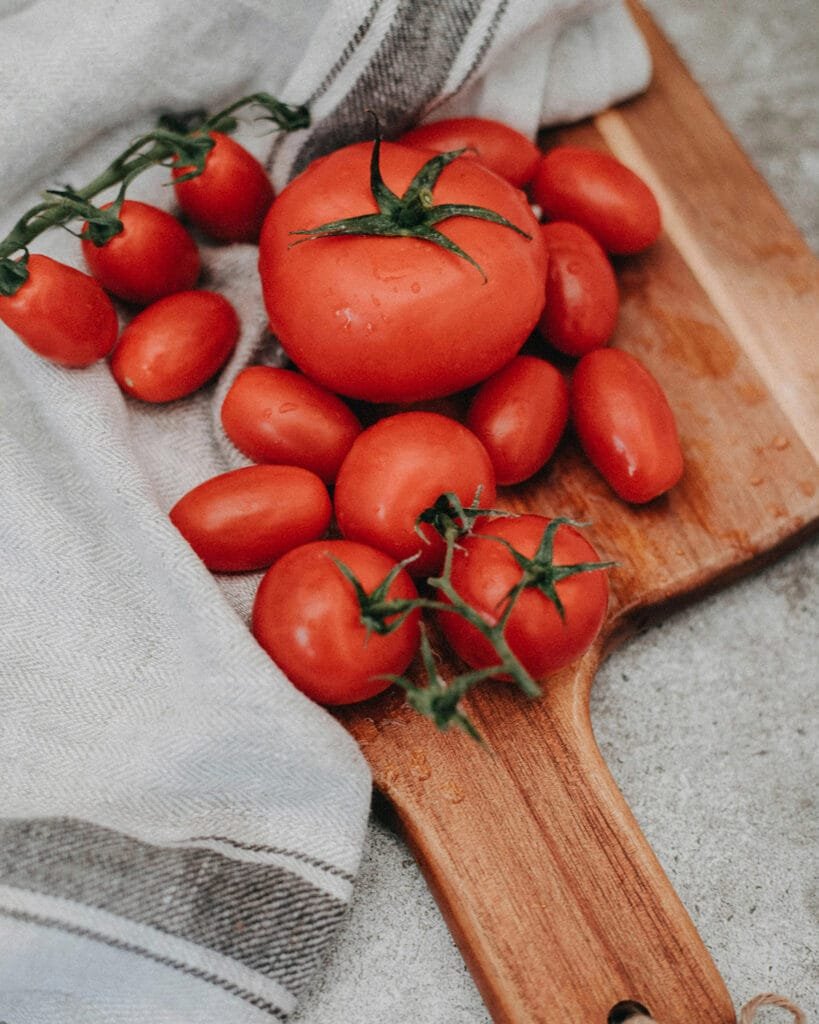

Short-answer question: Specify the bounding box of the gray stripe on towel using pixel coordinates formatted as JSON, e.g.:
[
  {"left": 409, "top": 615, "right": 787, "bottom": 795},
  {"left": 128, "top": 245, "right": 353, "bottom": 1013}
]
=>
[
  {"left": 291, "top": 0, "right": 485, "bottom": 173},
  {"left": 0, "top": 817, "right": 346, "bottom": 999}
]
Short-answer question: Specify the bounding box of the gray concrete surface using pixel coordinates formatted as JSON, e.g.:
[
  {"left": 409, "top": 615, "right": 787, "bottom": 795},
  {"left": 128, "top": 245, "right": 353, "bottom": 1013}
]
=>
[{"left": 294, "top": 2, "right": 819, "bottom": 1021}]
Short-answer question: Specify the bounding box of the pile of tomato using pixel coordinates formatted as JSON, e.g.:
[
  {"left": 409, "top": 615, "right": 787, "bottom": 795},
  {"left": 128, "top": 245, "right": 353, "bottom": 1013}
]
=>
[{"left": 0, "top": 115, "right": 684, "bottom": 718}]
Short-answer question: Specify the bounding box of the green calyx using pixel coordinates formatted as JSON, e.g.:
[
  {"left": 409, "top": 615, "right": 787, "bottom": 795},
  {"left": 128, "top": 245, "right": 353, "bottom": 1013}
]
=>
[
  {"left": 495, "top": 516, "right": 616, "bottom": 620},
  {"left": 332, "top": 556, "right": 419, "bottom": 638},
  {"left": 290, "top": 131, "right": 532, "bottom": 281},
  {"left": 414, "top": 488, "right": 509, "bottom": 545}
]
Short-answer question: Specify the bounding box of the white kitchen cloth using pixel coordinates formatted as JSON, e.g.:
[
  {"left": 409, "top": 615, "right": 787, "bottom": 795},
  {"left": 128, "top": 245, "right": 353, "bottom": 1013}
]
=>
[{"left": 0, "top": 2, "right": 650, "bottom": 1021}]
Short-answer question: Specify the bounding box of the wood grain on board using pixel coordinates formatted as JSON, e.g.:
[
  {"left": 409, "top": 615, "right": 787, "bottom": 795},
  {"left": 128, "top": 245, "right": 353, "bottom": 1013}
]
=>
[{"left": 337, "top": 5, "right": 819, "bottom": 1023}]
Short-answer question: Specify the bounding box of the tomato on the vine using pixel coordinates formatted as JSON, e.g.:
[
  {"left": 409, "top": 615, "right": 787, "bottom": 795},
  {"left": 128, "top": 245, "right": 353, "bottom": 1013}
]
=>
[
  {"left": 532, "top": 146, "right": 661, "bottom": 255},
  {"left": 252, "top": 539, "right": 421, "bottom": 705},
  {"left": 538, "top": 221, "right": 618, "bottom": 357},
  {"left": 0, "top": 254, "right": 118, "bottom": 367},
  {"left": 571, "top": 348, "right": 684, "bottom": 503},
  {"left": 173, "top": 132, "right": 274, "bottom": 243},
  {"left": 81, "top": 200, "right": 200, "bottom": 305},
  {"left": 334, "top": 412, "right": 496, "bottom": 577},
  {"left": 399, "top": 117, "right": 540, "bottom": 188},
  {"left": 259, "top": 138, "right": 547, "bottom": 402},
  {"left": 438, "top": 515, "right": 609, "bottom": 680},
  {"left": 170, "top": 464, "right": 331, "bottom": 572},
  {"left": 221, "top": 366, "right": 362, "bottom": 484},
  {"left": 466, "top": 355, "right": 568, "bottom": 485},
  {"left": 110, "top": 290, "right": 239, "bottom": 402}
]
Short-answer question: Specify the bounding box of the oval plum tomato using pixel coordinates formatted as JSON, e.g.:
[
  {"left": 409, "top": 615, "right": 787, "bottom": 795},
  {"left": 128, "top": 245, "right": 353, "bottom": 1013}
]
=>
[
  {"left": 110, "top": 290, "right": 239, "bottom": 402},
  {"left": 81, "top": 200, "right": 200, "bottom": 305},
  {"left": 0, "top": 254, "right": 118, "bottom": 367},
  {"left": 532, "top": 146, "right": 661, "bottom": 255},
  {"left": 438, "top": 515, "right": 609, "bottom": 680},
  {"left": 252, "top": 539, "right": 421, "bottom": 705},
  {"left": 258, "top": 139, "right": 547, "bottom": 402},
  {"left": 399, "top": 117, "right": 540, "bottom": 188},
  {"left": 173, "top": 132, "right": 274, "bottom": 243},
  {"left": 466, "top": 355, "right": 568, "bottom": 485},
  {"left": 170, "top": 464, "right": 330, "bottom": 572},
  {"left": 571, "top": 348, "right": 684, "bottom": 503},
  {"left": 221, "top": 366, "right": 362, "bottom": 484},
  {"left": 334, "top": 412, "right": 496, "bottom": 577},
  {"left": 538, "top": 221, "right": 618, "bottom": 357}
]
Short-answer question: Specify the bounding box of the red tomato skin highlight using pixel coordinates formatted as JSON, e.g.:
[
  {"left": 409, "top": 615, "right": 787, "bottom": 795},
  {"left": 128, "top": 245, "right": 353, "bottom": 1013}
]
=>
[
  {"left": 334, "top": 411, "right": 496, "bottom": 577},
  {"left": 571, "top": 348, "right": 684, "bottom": 503},
  {"left": 252, "top": 539, "right": 421, "bottom": 705},
  {"left": 221, "top": 366, "right": 362, "bottom": 484},
  {"left": 399, "top": 117, "right": 540, "bottom": 187},
  {"left": 170, "top": 464, "right": 331, "bottom": 572},
  {"left": 81, "top": 200, "right": 200, "bottom": 305},
  {"left": 173, "top": 132, "right": 274, "bottom": 243},
  {"left": 110, "top": 290, "right": 239, "bottom": 403},
  {"left": 258, "top": 140, "right": 547, "bottom": 402},
  {"left": 538, "top": 221, "right": 619, "bottom": 357},
  {"left": 532, "top": 146, "right": 661, "bottom": 255},
  {"left": 466, "top": 355, "right": 569, "bottom": 485},
  {"left": 0, "top": 255, "right": 118, "bottom": 368},
  {"left": 438, "top": 515, "right": 609, "bottom": 679}
]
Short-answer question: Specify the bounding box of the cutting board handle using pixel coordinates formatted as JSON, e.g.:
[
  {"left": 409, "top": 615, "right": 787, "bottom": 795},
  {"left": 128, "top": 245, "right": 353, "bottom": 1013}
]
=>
[{"left": 358, "top": 651, "right": 736, "bottom": 1024}]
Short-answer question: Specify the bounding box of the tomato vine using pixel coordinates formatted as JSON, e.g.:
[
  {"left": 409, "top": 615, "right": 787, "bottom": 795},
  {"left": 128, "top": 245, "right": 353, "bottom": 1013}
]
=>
[
  {"left": 336, "top": 492, "right": 614, "bottom": 738},
  {"left": 0, "top": 93, "right": 309, "bottom": 297}
]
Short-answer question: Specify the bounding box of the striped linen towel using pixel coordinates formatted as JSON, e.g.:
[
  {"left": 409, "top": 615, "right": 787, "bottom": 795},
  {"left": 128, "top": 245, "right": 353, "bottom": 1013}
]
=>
[{"left": 0, "top": 1, "right": 650, "bottom": 1021}]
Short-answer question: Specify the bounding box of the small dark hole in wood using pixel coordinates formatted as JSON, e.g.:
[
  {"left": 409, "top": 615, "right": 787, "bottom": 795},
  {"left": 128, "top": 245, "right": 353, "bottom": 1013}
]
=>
[{"left": 608, "top": 1000, "right": 653, "bottom": 1024}]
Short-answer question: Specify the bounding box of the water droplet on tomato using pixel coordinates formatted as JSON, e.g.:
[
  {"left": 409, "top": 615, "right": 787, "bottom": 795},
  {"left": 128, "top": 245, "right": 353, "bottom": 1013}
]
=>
[{"left": 411, "top": 281, "right": 421, "bottom": 294}]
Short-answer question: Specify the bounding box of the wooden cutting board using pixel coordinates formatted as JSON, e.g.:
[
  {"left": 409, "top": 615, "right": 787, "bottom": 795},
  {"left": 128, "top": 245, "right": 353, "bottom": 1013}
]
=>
[{"left": 336, "top": 5, "right": 819, "bottom": 1023}]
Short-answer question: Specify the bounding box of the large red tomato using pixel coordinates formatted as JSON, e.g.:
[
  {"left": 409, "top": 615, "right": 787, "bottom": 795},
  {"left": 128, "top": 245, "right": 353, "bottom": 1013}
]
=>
[{"left": 258, "top": 140, "right": 547, "bottom": 402}]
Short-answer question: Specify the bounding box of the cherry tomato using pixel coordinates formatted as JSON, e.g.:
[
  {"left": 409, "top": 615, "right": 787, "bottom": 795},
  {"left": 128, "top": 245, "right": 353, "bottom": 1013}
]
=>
[
  {"left": 110, "top": 290, "right": 239, "bottom": 402},
  {"left": 170, "top": 464, "right": 330, "bottom": 572},
  {"left": 538, "top": 221, "right": 618, "bottom": 357},
  {"left": 252, "top": 539, "right": 421, "bottom": 705},
  {"left": 259, "top": 140, "right": 546, "bottom": 402},
  {"left": 0, "top": 254, "right": 118, "bottom": 367},
  {"left": 173, "top": 132, "right": 274, "bottom": 243},
  {"left": 399, "top": 117, "right": 540, "bottom": 188},
  {"left": 438, "top": 515, "right": 609, "bottom": 679},
  {"left": 532, "top": 146, "right": 661, "bottom": 255},
  {"left": 334, "top": 411, "right": 496, "bottom": 577},
  {"left": 571, "top": 348, "right": 684, "bottom": 503},
  {"left": 466, "top": 355, "right": 569, "bottom": 485},
  {"left": 81, "top": 200, "right": 200, "bottom": 305},
  {"left": 221, "top": 366, "right": 362, "bottom": 484}
]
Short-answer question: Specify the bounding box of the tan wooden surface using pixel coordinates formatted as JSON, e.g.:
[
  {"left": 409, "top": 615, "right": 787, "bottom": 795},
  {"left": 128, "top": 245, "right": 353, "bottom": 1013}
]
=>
[{"left": 337, "top": 6, "right": 819, "bottom": 1023}]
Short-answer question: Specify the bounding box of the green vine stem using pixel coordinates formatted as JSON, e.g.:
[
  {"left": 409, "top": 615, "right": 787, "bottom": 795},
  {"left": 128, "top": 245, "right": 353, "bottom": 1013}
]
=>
[
  {"left": 0, "top": 92, "right": 309, "bottom": 296},
  {"left": 340, "top": 492, "right": 614, "bottom": 739}
]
